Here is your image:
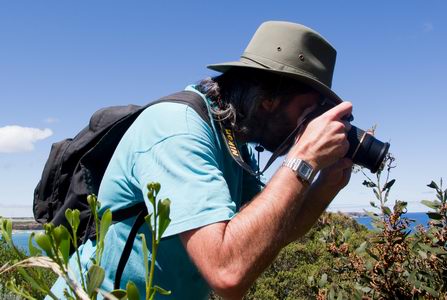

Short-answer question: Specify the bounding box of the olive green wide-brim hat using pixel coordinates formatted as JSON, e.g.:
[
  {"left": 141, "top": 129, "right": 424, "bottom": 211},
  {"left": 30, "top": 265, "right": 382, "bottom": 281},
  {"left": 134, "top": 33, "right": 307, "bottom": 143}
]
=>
[{"left": 208, "top": 21, "right": 343, "bottom": 104}]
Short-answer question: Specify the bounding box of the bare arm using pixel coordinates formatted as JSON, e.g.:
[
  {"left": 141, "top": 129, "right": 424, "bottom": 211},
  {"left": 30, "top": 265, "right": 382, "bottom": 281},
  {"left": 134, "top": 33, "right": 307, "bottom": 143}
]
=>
[{"left": 180, "top": 102, "right": 353, "bottom": 299}]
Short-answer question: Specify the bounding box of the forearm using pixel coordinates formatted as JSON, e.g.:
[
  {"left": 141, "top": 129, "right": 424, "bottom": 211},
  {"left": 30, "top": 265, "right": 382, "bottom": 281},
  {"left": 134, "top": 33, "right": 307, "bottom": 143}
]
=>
[
  {"left": 181, "top": 167, "right": 310, "bottom": 299},
  {"left": 291, "top": 177, "right": 341, "bottom": 238}
]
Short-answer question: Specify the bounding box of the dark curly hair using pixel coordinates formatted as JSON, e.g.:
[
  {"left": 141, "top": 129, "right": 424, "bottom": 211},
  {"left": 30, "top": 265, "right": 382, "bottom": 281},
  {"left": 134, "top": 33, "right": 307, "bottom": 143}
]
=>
[{"left": 196, "top": 68, "right": 314, "bottom": 140}]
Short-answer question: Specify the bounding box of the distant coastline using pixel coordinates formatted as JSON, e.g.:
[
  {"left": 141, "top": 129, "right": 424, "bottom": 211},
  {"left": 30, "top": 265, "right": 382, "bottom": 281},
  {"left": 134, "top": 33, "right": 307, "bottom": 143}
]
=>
[{"left": 6, "top": 217, "right": 42, "bottom": 231}]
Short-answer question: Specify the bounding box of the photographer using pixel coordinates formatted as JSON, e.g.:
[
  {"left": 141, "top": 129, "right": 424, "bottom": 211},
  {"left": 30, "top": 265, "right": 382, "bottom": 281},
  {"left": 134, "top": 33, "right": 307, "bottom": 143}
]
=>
[{"left": 50, "top": 21, "right": 353, "bottom": 299}]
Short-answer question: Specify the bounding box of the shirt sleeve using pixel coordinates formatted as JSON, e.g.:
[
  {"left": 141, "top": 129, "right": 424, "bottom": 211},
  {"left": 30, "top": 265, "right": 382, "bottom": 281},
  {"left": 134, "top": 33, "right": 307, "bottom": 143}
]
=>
[{"left": 132, "top": 132, "right": 236, "bottom": 237}]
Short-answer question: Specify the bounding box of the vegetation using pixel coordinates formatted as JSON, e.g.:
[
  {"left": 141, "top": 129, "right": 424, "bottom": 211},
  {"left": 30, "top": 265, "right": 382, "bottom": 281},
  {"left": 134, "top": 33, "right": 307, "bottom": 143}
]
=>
[
  {"left": 0, "top": 182, "right": 171, "bottom": 300},
  {"left": 0, "top": 235, "right": 57, "bottom": 299},
  {"left": 1, "top": 157, "right": 446, "bottom": 299},
  {"left": 211, "top": 154, "right": 447, "bottom": 299}
]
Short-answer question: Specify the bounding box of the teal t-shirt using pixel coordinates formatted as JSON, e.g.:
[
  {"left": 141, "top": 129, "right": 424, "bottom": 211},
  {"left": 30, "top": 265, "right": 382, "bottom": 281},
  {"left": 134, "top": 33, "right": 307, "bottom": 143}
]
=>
[{"left": 49, "top": 86, "right": 262, "bottom": 299}]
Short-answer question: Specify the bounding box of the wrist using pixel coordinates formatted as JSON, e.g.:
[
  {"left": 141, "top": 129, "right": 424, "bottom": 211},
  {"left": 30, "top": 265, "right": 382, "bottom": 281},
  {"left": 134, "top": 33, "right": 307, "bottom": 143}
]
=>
[{"left": 282, "top": 157, "right": 318, "bottom": 185}]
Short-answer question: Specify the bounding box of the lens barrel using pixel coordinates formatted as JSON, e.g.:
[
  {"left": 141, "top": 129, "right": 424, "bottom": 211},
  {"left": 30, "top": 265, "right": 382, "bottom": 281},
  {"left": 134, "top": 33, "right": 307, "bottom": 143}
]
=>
[{"left": 345, "top": 126, "right": 390, "bottom": 173}]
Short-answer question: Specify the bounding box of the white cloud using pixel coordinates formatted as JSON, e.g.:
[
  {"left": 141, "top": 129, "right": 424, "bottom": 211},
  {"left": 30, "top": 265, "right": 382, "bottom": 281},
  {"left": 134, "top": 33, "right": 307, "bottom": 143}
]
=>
[{"left": 0, "top": 125, "right": 53, "bottom": 153}]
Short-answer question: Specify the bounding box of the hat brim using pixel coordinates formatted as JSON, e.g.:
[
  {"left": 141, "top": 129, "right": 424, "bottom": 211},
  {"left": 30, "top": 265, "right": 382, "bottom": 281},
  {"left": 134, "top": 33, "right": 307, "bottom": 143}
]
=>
[{"left": 207, "top": 61, "right": 343, "bottom": 104}]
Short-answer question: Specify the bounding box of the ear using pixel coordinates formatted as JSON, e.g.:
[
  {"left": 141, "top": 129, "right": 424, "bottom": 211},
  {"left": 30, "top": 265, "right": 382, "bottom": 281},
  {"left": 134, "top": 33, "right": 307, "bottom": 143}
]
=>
[{"left": 261, "top": 98, "right": 280, "bottom": 112}]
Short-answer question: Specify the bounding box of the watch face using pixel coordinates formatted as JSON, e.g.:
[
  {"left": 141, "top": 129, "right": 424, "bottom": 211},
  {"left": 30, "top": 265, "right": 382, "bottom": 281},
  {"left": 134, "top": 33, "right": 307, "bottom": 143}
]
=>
[{"left": 298, "top": 163, "right": 312, "bottom": 178}]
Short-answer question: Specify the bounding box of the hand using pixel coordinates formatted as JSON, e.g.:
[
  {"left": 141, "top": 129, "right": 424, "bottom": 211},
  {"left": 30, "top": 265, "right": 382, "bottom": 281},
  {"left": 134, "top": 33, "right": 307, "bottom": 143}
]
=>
[
  {"left": 317, "top": 158, "right": 353, "bottom": 190},
  {"left": 288, "top": 101, "right": 353, "bottom": 171}
]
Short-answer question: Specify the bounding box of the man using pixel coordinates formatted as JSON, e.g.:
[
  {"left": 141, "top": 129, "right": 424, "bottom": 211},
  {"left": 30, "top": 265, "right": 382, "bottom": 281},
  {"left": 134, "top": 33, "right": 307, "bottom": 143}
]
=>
[{"left": 50, "top": 21, "right": 353, "bottom": 299}]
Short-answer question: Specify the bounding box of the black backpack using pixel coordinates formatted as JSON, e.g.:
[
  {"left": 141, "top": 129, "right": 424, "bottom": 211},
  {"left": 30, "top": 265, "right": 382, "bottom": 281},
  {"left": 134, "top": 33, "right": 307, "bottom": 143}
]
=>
[{"left": 33, "top": 91, "right": 210, "bottom": 288}]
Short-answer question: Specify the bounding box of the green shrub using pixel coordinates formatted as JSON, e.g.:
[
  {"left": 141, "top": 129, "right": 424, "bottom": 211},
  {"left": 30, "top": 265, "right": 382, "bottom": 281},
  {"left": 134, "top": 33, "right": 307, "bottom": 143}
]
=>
[{"left": 0, "top": 234, "right": 57, "bottom": 299}]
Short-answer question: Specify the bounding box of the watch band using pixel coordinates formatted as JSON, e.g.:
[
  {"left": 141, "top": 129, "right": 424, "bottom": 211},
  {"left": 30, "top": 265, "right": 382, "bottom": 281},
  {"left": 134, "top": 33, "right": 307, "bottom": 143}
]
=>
[{"left": 282, "top": 158, "right": 316, "bottom": 184}]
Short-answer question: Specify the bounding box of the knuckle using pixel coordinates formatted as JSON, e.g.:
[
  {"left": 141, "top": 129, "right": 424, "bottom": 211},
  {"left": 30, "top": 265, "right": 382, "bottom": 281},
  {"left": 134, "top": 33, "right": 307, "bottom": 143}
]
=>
[{"left": 333, "top": 122, "right": 344, "bottom": 132}]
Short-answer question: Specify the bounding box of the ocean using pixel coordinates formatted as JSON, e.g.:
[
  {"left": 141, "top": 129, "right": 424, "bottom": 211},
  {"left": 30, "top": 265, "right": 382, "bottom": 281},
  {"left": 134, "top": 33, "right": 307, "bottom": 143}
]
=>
[
  {"left": 355, "top": 212, "right": 430, "bottom": 232},
  {"left": 2, "top": 212, "right": 432, "bottom": 253},
  {"left": 2, "top": 231, "right": 42, "bottom": 255}
]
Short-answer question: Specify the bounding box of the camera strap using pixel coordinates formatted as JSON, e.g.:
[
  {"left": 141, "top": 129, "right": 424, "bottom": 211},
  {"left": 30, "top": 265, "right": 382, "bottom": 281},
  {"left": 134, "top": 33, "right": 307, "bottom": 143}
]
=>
[
  {"left": 218, "top": 99, "right": 354, "bottom": 187},
  {"left": 218, "top": 110, "right": 315, "bottom": 185},
  {"left": 219, "top": 121, "right": 266, "bottom": 186},
  {"left": 218, "top": 98, "right": 351, "bottom": 185}
]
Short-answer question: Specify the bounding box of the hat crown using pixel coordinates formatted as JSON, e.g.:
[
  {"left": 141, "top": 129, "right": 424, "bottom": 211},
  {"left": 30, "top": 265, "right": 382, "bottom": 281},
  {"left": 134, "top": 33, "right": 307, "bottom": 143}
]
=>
[{"left": 242, "top": 21, "right": 336, "bottom": 88}]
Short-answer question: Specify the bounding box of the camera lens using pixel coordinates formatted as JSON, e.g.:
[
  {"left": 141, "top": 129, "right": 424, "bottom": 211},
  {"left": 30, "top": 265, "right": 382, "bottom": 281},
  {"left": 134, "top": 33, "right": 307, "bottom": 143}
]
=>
[{"left": 345, "top": 126, "right": 390, "bottom": 173}]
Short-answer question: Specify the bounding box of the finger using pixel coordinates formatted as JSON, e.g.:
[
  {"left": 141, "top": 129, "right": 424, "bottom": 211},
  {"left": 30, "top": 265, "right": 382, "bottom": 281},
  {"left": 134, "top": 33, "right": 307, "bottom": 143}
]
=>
[
  {"left": 325, "top": 101, "right": 353, "bottom": 121},
  {"left": 341, "top": 120, "right": 352, "bottom": 132}
]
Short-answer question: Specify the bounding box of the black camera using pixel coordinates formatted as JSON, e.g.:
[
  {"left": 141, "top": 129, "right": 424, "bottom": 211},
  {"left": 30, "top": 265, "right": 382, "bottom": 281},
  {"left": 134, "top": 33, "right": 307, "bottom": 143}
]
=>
[{"left": 315, "top": 100, "right": 390, "bottom": 173}]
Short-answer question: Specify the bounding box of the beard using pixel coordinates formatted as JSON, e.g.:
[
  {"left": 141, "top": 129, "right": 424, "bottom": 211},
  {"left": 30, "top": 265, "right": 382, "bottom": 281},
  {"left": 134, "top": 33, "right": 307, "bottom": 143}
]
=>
[{"left": 242, "top": 106, "right": 297, "bottom": 154}]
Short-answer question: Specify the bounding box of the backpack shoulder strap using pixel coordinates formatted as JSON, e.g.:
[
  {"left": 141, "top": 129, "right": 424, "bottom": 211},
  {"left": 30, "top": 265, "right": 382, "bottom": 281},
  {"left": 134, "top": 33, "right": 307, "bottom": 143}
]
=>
[{"left": 151, "top": 90, "right": 211, "bottom": 126}]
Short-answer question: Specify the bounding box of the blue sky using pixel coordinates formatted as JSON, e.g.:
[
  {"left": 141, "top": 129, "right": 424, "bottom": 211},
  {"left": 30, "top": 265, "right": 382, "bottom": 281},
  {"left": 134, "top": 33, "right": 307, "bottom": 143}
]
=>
[{"left": 0, "top": 1, "right": 446, "bottom": 217}]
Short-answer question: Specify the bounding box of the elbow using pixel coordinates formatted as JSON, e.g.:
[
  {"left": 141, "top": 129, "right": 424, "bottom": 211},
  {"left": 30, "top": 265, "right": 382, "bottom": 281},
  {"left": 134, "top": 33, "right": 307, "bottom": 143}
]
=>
[{"left": 208, "top": 267, "right": 248, "bottom": 300}]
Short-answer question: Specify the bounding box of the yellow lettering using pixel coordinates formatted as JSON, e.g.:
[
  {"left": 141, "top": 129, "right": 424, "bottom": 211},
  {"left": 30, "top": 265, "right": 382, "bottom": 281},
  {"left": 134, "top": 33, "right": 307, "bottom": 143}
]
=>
[
  {"left": 225, "top": 130, "right": 234, "bottom": 141},
  {"left": 227, "top": 141, "right": 239, "bottom": 157},
  {"left": 224, "top": 128, "right": 239, "bottom": 156}
]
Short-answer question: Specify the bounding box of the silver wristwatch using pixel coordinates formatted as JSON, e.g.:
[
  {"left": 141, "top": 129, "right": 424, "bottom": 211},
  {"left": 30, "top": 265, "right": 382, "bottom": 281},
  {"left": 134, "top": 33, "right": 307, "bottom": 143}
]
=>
[{"left": 282, "top": 158, "right": 316, "bottom": 184}]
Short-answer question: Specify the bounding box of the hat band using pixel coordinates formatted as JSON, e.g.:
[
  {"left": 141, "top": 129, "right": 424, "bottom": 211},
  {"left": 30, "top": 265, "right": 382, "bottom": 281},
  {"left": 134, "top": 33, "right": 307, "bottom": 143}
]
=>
[{"left": 240, "top": 52, "right": 328, "bottom": 87}]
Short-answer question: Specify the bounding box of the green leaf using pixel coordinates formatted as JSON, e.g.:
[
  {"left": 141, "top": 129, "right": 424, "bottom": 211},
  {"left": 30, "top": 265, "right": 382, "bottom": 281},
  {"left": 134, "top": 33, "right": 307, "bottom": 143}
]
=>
[
  {"left": 17, "top": 268, "right": 48, "bottom": 295},
  {"left": 342, "top": 229, "right": 352, "bottom": 241},
  {"left": 87, "top": 265, "right": 105, "bottom": 297},
  {"left": 427, "top": 181, "right": 439, "bottom": 190},
  {"left": 373, "top": 189, "right": 380, "bottom": 200},
  {"left": 329, "top": 287, "right": 335, "bottom": 300},
  {"left": 393, "top": 201, "right": 407, "bottom": 213},
  {"left": 336, "top": 290, "right": 343, "bottom": 300},
  {"left": 53, "top": 225, "right": 69, "bottom": 247},
  {"left": 421, "top": 285, "right": 439, "bottom": 297},
  {"left": 318, "top": 273, "right": 327, "bottom": 288},
  {"left": 1, "top": 219, "right": 13, "bottom": 244},
  {"left": 72, "top": 209, "right": 81, "bottom": 230},
  {"left": 140, "top": 233, "right": 149, "bottom": 286},
  {"left": 365, "top": 248, "right": 379, "bottom": 261},
  {"left": 427, "top": 212, "right": 442, "bottom": 220},
  {"left": 153, "top": 285, "right": 171, "bottom": 296},
  {"left": 100, "top": 209, "right": 112, "bottom": 244},
  {"left": 353, "top": 290, "right": 363, "bottom": 300},
  {"left": 418, "top": 250, "right": 428, "bottom": 259},
  {"left": 362, "top": 180, "right": 376, "bottom": 188},
  {"left": 382, "top": 206, "right": 392, "bottom": 216},
  {"left": 355, "top": 241, "right": 367, "bottom": 254},
  {"left": 6, "top": 280, "right": 37, "bottom": 300},
  {"left": 144, "top": 214, "right": 153, "bottom": 233},
  {"left": 126, "top": 281, "right": 140, "bottom": 300},
  {"left": 383, "top": 179, "right": 395, "bottom": 191},
  {"left": 421, "top": 200, "right": 440, "bottom": 210},
  {"left": 365, "top": 211, "right": 380, "bottom": 220},
  {"left": 157, "top": 198, "right": 171, "bottom": 239},
  {"left": 34, "top": 232, "right": 54, "bottom": 257},
  {"left": 28, "top": 232, "right": 42, "bottom": 256},
  {"left": 65, "top": 209, "right": 73, "bottom": 227},
  {"left": 149, "top": 289, "right": 156, "bottom": 300},
  {"left": 55, "top": 226, "right": 71, "bottom": 264}
]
